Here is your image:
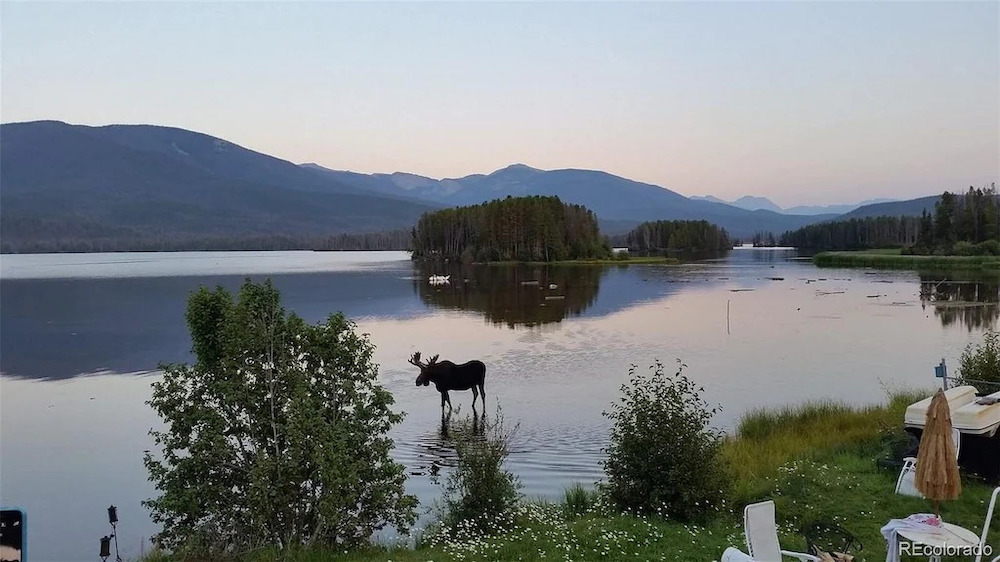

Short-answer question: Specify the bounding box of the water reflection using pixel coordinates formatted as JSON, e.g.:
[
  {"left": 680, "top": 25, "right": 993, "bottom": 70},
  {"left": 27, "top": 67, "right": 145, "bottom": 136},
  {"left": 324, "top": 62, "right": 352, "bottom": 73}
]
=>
[
  {"left": 920, "top": 273, "right": 1000, "bottom": 330},
  {"left": 413, "top": 263, "right": 604, "bottom": 328},
  {"left": 728, "top": 247, "right": 803, "bottom": 264},
  {"left": 408, "top": 408, "right": 486, "bottom": 479}
]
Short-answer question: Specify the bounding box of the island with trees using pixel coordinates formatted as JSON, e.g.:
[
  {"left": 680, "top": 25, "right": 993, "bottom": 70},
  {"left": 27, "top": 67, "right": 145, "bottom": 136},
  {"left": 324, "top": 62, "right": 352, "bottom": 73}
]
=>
[
  {"left": 621, "top": 220, "right": 731, "bottom": 255},
  {"left": 410, "top": 195, "right": 612, "bottom": 262}
]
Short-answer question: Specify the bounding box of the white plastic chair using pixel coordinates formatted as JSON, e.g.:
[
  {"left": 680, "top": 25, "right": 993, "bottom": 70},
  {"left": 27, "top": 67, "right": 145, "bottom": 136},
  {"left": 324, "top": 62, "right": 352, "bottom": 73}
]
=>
[
  {"left": 974, "top": 486, "right": 1000, "bottom": 562},
  {"left": 895, "top": 429, "right": 961, "bottom": 497},
  {"left": 722, "top": 546, "right": 754, "bottom": 562},
  {"left": 744, "top": 500, "right": 820, "bottom": 561}
]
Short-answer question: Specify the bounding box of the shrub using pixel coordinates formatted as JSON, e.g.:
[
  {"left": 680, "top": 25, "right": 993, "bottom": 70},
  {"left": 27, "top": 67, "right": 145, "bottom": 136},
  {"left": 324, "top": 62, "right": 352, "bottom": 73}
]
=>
[
  {"left": 602, "top": 360, "right": 731, "bottom": 521},
  {"left": 958, "top": 330, "right": 1000, "bottom": 392},
  {"left": 978, "top": 240, "right": 1000, "bottom": 256},
  {"left": 614, "top": 250, "right": 631, "bottom": 261},
  {"left": 439, "top": 408, "right": 522, "bottom": 535},
  {"left": 144, "top": 280, "right": 416, "bottom": 557},
  {"left": 954, "top": 241, "right": 975, "bottom": 256}
]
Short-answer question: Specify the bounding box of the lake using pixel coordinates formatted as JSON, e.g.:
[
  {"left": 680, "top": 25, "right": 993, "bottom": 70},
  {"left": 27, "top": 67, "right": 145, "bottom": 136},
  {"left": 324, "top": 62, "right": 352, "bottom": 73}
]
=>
[{"left": 2, "top": 249, "right": 998, "bottom": 560}]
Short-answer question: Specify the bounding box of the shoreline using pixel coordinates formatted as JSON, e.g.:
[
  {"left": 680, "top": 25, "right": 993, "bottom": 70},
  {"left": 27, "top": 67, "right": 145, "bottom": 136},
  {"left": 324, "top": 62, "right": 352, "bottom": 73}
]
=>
[
  {"left": 814, "top": 250, "right": 1000, "bottom": 270},
  {"left": 144, "top": 391, "right": 1000, "bottom": 562}
]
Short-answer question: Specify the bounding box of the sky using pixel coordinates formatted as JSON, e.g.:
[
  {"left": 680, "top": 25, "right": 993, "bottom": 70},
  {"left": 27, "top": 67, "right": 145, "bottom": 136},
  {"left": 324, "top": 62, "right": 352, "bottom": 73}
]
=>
[{"left": 1, "top": 2, "right": 997, "bottom": 207}]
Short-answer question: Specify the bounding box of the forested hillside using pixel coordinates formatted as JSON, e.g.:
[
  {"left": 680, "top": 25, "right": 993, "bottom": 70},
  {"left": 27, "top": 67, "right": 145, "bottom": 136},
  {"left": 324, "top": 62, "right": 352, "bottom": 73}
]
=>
[
  {"left": 780, "top": 185, "right": 999, "bottom": 253},
  {"left": 0, "top": 121, "right": 435, "bottom": 252},
  {"left": 411, "top": 196, "right": 610, "bottom": 262},
  {"left": 0, "top": 229, "right": 412, "bottom": 253}
]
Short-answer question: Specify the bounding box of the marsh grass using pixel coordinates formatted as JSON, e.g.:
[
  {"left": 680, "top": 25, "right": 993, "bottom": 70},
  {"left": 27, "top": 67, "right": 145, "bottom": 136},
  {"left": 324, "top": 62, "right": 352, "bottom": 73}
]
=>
[
  {"left": 723, "top": 391, "right": 929, "bottom": 502},
  {"left": 814, "top": 251, "right": 1000, "bottom": 269},
  {"left": 562, "top": 483, "right": 600, "bottom": 519}
]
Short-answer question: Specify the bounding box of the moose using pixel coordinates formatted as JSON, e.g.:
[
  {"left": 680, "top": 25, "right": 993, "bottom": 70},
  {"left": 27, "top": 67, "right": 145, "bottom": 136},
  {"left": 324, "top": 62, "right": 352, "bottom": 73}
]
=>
[{"left": 408, "top": 352, "right": 486, "bottom": 415}]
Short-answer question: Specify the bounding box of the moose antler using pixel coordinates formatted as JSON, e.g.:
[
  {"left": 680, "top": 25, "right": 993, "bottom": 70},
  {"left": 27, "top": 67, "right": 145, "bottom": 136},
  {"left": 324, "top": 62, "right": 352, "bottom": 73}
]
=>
[
  {"left": 428, "top": 354, "right": 440, "bottom": 365},
  {"left": 408, "top": 352, "right": 427, "bottom": 368}
]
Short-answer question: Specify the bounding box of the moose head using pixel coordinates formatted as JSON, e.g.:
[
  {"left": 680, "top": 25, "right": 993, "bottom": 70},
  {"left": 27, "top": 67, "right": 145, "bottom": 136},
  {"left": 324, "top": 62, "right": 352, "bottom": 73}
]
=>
[{"left": 408, "top": 351, "right": 440, "bottom": 387}]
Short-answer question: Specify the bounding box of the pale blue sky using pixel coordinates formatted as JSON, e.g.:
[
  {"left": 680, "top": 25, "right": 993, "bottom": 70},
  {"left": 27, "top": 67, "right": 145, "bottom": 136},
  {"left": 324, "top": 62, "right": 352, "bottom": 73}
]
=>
[{"left": 2, "top": 1, "right": 997, "bottom": 206}]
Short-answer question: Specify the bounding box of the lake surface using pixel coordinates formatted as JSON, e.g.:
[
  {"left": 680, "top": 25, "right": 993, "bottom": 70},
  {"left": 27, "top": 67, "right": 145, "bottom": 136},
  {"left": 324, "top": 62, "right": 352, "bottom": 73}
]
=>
[{"left": 2, "top": 249, "right": 999, "bottom": 560}]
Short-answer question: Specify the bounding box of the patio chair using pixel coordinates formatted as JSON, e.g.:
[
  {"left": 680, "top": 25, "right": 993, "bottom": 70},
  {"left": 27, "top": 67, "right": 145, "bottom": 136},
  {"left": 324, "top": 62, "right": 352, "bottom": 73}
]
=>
[
  {"left": 974, "top": 486, "right": 1000, "bottom": 562},
  {"left": 722, "top": 547, "right": 754, "bottom": 562},
  {"left": 744, "top": 500, "right": 820, "bottom": 561},
  {"left": 895, "top": 428, "right": 960, "bottom": 497}
]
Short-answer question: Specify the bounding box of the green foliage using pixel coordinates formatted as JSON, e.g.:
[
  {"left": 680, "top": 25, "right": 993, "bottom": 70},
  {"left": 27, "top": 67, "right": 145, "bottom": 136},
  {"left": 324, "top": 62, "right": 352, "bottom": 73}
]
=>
[
  {"left": 954, "top": 240, "right": 975, "bottom": 255},
  {"left": 411, "top": 195, "right": 610, "bottom": 262},
  {"left": 624, "top": 220, "right": 731, "bottom": 254},
  {"left": 613, "top": 250, "right": 631, "bottom": 261},
  {"left": 958, "top": 330, "right": 1000, "bottom": 391},
  {"left": 139, "top": 391, "right": 1000, "bottom": 562},
  {"left": 602, "top": 360, "right": 731, "bottom": 522},
  {"left": 722, "top": 391, "right": 927, "bottom": 503},
  {"left": 813, "top": 251, "right": 1000, "bottom": 270},
  {"left": 978, "top": 239, "right": 1000, "bottom": 256},
  {"left": 780, "top": 216, "right": 919, "bottom": 250},
  {"left": 562, "top": 483, "right": 599, "bottom": 519},
  {"left": 439, "top": 409, "right": 522, "bottom": 535},
  {"left": 144, "top": 280, "right": 416, "bottom": 557},
  {"left": 783, "top": 184, "right": 999, "bottom": 252},
  {"left": 1, "top": 229, "right": 413, "bottom": 253}
]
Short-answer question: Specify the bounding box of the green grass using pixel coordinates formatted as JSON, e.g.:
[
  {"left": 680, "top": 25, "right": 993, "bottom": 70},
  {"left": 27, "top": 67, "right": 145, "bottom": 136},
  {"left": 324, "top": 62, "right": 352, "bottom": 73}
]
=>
[
  {"left": 855, "top": 248, "right": 904, "bottom": 255},
  {"left": 814, "top": 251, "right": 1000, "bottom": 270},
  {"left": 722, "top": 391, "right": 927, "bottom": 500},
  {"left": 141, "top": 390, "right": 1000, "bottom": 562}
]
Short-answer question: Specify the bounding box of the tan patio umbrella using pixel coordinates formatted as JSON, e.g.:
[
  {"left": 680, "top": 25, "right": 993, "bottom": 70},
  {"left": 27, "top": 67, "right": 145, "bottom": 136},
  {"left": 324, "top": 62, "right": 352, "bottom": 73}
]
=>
[{"left": 914, "top": 389, "right": 962, "bottom": 517}]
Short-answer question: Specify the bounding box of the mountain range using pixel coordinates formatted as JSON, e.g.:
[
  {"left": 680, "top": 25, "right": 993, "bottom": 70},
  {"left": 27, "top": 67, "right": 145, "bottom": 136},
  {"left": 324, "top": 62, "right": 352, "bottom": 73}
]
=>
[
  {"left": 0, "top": 120, "right": 938, "bottom": 250},
  {"left": 690, "top": 194, "right": 897, "bottom": 215},
  {"left": 301, "top": 162, "right": 838, "bottom": 237}
]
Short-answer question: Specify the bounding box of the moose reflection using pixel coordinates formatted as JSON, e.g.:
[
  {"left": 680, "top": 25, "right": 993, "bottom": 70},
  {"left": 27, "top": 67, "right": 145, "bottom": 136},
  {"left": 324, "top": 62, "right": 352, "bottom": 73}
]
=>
[
  {"left": 408, "top": 351, "right": 487, "bottom": 415},
  {"left": 920, "top": 275, "right": 1000, "bottom": 330}
]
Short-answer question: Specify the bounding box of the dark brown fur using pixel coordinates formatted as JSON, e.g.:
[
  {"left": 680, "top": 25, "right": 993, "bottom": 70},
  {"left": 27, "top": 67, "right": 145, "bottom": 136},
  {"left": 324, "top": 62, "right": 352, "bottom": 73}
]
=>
[{"left": 410, "top": 353, "right": 486, "bottom": 414}]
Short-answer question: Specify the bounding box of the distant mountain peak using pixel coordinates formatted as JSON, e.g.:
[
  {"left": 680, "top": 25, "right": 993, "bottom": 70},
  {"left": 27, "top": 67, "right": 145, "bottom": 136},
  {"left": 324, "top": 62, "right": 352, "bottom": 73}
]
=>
[{"left": 492, "top": 163, "right": 541, "bottom": 175}]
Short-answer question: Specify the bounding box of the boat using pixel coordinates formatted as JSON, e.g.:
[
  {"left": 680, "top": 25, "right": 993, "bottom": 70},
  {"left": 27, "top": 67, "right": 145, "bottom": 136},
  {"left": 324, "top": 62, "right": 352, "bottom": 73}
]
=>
[{"left": 428, "top": 275, "right": 451, "bottom": 285}]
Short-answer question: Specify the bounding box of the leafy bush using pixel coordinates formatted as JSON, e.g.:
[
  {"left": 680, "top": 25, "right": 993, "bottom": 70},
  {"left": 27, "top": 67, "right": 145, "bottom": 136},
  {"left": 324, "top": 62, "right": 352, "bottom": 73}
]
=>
[
  {"left": 602, "top": 360, "right": 731, "bottom": 521},
  {"left": 978, "top": 240, "right": 1000, "bottom": 256},
  {"left": 144, "top": 280, "right": 416, "bottom": 557},
  {"left": 614, "top": 250, "right": 631, "bottom": 261},
  {"left": 439, "top": 408, "right": 522, "bottom": 535},
  {"left": 954, "top": 241, "right": 975, "bottom": 256},
  {"left": 958, "top": 330, "right": 1000, "bottom": 391}
]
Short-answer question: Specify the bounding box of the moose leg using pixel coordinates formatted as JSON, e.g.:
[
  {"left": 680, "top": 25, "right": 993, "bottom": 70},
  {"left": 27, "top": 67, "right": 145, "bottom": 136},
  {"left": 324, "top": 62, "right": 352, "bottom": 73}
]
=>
[
  {"left": 440, "top": 391, "right": 448, "bottom": 415},
  {"left": 479, "top": 383, "right": 486, "bottom": 408},
  {"left": 471, "top": 385, "right": 480, "bottom": 410},
  {"left": 444, "top": 391, "right": 453, "bottom": 412}
]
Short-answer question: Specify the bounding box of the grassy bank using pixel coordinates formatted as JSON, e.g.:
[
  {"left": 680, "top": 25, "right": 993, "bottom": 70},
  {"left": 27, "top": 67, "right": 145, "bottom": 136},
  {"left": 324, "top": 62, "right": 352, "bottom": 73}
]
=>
[
  {"left": 814, "top": 250, "right": 1000, "bottom": 270},
  {"left": 143, "top": 390, "right": 1000, "bottom": 562}
]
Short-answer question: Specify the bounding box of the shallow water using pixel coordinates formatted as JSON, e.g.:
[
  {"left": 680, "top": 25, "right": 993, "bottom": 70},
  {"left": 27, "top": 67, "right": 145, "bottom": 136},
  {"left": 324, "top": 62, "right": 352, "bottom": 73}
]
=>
[{"left": 1, "top": 249, "right": 997, "bottom": 560}]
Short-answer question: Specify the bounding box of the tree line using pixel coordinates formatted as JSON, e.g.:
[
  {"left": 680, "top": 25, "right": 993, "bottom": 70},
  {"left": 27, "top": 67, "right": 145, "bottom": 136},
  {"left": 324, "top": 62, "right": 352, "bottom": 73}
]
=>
[
  {"left": 780, "top": 185, "right": 999, "bottom": 253},
  {"left": 619, "top": 220, "right": 731, "bottom": 254},
  {"left": 411, "top": 195, "right": 611, "bottom": 262},
  {"left": 0, "top": 230, "right": 412, "bottom": 254},
  {"left": 778, "top": 216, "right": 921, "bottom": 250}
]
